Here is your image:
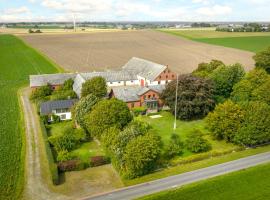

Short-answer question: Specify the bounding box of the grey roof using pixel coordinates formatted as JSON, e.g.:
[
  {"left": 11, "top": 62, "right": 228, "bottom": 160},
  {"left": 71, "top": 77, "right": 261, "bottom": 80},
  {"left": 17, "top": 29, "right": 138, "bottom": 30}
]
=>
[
  {"left": 112, "top": 85, "right": 166, "bottom": 102},
  {"left": 40, "top": 99, "right": 77, "bottom": 115},
  {"left": 122, "top": 57, "right": 167, "bottom": 81},
  {"left": 80, "top": 71, "right": 137, "bottom": 82},
  {"left": 30, "top": 73, "right": 76, "bottom": 87},
  {"left": 148, "top": 85, "right": 166, "bottom": 94},
  {"left": 112, "top": 86, "right": 142, "bottom": 102}
]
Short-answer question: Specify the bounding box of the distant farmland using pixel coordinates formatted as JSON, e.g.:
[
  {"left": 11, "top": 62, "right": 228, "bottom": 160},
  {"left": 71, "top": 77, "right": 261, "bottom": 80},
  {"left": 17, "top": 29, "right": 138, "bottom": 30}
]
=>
[
  {"left": 160, "top": 29, "right": 270, "bottom": 53},
  {"left": 20, "top": 30, "right": 255, "bottom": 73}
]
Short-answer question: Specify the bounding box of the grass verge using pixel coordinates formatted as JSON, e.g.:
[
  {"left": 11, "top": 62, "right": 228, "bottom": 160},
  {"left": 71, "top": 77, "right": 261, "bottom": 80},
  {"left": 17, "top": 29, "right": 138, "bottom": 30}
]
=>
[
  {"left": 124, "top": 145, "right": 270, "bottom": 186},
  {"left": 137, "top": 162, "right": 270, "bottom": 200}
]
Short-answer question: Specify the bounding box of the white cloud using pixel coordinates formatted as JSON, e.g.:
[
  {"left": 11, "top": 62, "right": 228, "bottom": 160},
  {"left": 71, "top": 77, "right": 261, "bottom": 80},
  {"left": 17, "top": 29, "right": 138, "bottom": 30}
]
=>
[
  {"left": 3, "top": 6, "right": 30, "bottom": 15},
  {"left": 196, "top": 5, "right": 232, "bottom": 16}
]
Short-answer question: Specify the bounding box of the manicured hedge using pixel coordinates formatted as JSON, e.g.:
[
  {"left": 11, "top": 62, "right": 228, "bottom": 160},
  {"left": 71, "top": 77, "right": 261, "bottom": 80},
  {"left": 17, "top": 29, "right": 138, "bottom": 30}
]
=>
[{"left": 39, "top": 120, "right": 60, "bottom": 185}]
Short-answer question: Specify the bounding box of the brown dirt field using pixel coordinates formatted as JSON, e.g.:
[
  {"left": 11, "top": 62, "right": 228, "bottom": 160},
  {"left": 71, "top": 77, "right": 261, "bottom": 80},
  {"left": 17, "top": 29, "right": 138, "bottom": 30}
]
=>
[{"left": 20, "top": 30, "right": 255, "bottom": 73}]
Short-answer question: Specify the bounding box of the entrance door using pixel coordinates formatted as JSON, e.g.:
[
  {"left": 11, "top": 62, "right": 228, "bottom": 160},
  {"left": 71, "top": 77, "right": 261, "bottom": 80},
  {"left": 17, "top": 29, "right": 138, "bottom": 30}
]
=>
[{"left": 140, "top": 79, "right": 144, "bottom": 86}]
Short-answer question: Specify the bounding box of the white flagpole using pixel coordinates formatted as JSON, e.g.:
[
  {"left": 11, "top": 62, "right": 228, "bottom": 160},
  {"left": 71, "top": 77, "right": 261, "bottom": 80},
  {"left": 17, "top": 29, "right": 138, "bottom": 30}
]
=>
[{"left": 173, "top": 74, "right": 179, "bottom": 131}]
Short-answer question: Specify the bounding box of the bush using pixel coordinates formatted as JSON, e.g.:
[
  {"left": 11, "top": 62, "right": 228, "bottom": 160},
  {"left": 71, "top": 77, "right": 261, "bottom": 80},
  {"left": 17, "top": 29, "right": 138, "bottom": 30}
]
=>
[
  {"left": 123, "top": 132, "right": 162, "bottom": 179},
  {"left": 253, "top": 47, "right": 270, "bottom": 73},
  {"left": 85, "top": 98, "right": 133, "bottom": 138},
  {"left": 161, "top": 74, "right": 215, "bottom": 120},
  {"left": 206, "top": 100, "right": 244, "bottom": 141},
  {"left": 50, "top": 90, "right": 77, "bottom": 100},
  {"left": 81, "top": 76, "right": 107, "bottom": 98},
  {"left": 90, "top": 156, "right": 110, "bottom": 167},
  {"left": 185, "top": 130, "right": 212, "bottom": 153},
  {"left": 56, "top": 150, "right": 74, "bottom": 162},
  {"left": 164, "top": 134, "right": 184, "bottom": 159},
  {"left": 57, "top": 160, "right": 85, "bottom": 172},
  {"left": 131, "top": 106, "right": 147, "bottom": 116},
  {"left": 39, "top": 120, "right": 60, "bottom": 185},
  {"left": 234, "top": 101, "right": 270, "bottom": 146},
  {"left": 30, "top": 84, "right": 52, "bottom": 101},
  {"left": 48, "top": 125, "right": 86, "bottom": 152},
  {"left": 51, "top": 114, "right": 60, "bottom": 123}
]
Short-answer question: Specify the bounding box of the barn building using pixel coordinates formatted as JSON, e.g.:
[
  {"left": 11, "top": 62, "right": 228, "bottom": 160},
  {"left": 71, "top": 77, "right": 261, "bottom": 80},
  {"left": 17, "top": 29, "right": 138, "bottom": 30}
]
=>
[{"left": 30, "top": 57, "right": 176, "bottom": 110}]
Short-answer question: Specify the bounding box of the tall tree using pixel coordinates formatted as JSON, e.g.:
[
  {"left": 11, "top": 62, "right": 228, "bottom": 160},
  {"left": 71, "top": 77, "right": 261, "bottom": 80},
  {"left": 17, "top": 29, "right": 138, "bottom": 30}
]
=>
[
  {"left": 85, "top": 98, "right": 133, "bottom": 138},
  {"left": 161, "top": 74, "right": 215, "bottom": 120},
  {"left": 231, "top": 69, "right": 270, "bottom": 103},
  {"left": 209, "top": 63, "right": 245, "bottom": 99},
  {"left": 234, "top": 101, "right": 270, "bottom": 146},
  {"left": 81, "top": 76, "right": 107, "bottom": 98},
  {"left": 206, "top": 100, "right": 244, "bottom": 141}
]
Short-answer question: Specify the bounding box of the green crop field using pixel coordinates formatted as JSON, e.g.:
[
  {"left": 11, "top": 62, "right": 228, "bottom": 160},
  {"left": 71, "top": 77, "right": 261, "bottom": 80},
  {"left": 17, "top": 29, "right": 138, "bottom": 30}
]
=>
[
  {"left": 138, "top": 162, "right": 270, "bottom": 200},
  {"left": 0, "top": 34, "right": 59, "bottom": 200},
  {"left": 160, "top": 29, "right": 270, "bottom": 52},
  {"left": 195, "top": 36, "right": 270, "bottom": 53}
]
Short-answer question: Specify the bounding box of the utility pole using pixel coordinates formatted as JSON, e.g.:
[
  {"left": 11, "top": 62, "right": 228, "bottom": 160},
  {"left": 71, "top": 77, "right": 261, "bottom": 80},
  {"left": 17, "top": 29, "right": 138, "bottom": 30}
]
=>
[{"left": 173, "top": 74, "right": 179, "bottom": 131}]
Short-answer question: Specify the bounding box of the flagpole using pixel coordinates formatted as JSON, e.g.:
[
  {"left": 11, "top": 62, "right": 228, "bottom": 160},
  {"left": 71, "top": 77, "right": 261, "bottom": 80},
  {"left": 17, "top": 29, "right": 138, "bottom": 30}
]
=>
[{"left": 173, "top": 74, "right": 179, "bottom": 131}]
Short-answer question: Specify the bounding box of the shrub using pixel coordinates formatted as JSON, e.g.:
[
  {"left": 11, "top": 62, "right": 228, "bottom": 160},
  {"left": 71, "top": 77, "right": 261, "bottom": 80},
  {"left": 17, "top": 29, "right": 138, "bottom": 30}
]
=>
[
  {"left": 253, "top": 47, "right": 270, "bottom": 73},
  {"left": 206, "top": 100, "right": 244, "bottom": 141},
  {"left": 164, "top": 134, "right": 184, "bottom": 159},
  {"left": 56, "top": 150, "right": 74, "bottom": 162},
  {"left": 131, "top": 106, "right": 147, "bottom": 116},
  {"left": 85, "top": 98, "right": 133, "bottom": 138},
  {"left": 161, "top": 74, "right": 215, "bottom": 120},
  {"left": 123, "top": 132, "right": 162, "bottom": 179},
  {"left": 90, "top": 156, "right": 110, "bottom": 167},
  {"left": 48, "top": 126, "right": 86, "bottom": 152},
  {"left": 30, "top": 84, "right": 52, "bottom": 101},
  {"left": 185, "top": 130, "right": 212, "bottom": 153},
  {"left": 50, "top": 90, "right": 77, "bottom": 100},
  {"left": 57, "top": 160, "right": 85, "bottom": 172},
  {"left": 81, "top": 76, "right": 107, "bottom": 98},
  {"left": 234, "top": 101, "right": 270, "bottom": 146},
  {"left": 51, "top": 114, "right": 60, "bottom": 123}
]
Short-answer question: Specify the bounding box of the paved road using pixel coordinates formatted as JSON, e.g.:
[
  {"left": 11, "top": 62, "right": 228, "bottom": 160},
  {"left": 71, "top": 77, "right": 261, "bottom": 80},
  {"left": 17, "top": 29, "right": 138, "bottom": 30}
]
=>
[{"left": 83, "top": 152, "right": 270, "bottom": 200}]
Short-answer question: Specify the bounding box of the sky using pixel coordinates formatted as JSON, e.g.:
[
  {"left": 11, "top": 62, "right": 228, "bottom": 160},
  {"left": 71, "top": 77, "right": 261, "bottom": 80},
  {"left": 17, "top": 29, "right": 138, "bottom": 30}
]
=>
[{"left": 0, "top": 0, "right": 270, "bottom": 22}]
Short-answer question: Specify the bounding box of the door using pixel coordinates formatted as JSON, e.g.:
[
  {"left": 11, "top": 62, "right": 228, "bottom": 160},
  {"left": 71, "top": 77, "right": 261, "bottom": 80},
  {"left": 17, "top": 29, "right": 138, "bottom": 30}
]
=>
[{"left": 140, "top": 79, "right": 144, "bottom": 86}]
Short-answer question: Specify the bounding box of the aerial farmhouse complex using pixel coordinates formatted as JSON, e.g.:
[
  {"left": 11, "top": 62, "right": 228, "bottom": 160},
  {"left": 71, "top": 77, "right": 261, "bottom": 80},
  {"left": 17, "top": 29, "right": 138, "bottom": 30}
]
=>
[{"left": 30, "top": 57, "right": 176, "bottom": 113}]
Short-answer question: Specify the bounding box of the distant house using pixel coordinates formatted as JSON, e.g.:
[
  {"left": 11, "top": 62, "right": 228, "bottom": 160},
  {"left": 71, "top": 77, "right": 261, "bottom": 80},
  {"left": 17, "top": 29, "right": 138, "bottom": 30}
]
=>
[
  {"left": 40, "top": 99, "right": 77, "bottom": 121},
  {"left": 30, "top": 57, "right": 176, "bottom": 110}
]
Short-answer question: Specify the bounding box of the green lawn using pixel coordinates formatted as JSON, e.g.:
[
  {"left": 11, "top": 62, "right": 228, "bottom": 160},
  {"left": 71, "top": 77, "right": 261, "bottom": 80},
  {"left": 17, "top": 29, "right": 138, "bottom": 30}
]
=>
[
  {"left": 0, "top": 34, "right": 60, "bottom": 200},
  {"left": 71, "top": 141, "right": 105, "bottom": 163},
  {"left": 48, "top": 121, "right": 104, "bottom": 163},
  {"left": 159, "top": 29, "right": 270, "bottom": 52},
  {"left": 138, "top": 162, "right": 270, "bottom": 200},
  {"left": 138, "top": 111, "right": 237, "bottom": 158},
  {"left": 47, "top": 121, "right": 72, "bottom": 136}
]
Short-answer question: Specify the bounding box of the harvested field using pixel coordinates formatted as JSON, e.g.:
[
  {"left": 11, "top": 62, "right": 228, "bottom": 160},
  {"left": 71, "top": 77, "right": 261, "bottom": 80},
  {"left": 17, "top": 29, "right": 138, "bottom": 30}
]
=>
[{"left": 20, "top": 30, "right": 255, "bottom": 73}]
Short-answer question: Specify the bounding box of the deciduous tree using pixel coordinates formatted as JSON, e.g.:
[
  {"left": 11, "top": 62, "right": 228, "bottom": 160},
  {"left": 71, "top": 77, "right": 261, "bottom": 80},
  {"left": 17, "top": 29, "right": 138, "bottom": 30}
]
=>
[
  {"left": 81, "top": 76, "right": 107, "bottom": 98},
  {"left": 161, "top": 74, "right": 215, "bottom": 120}
]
